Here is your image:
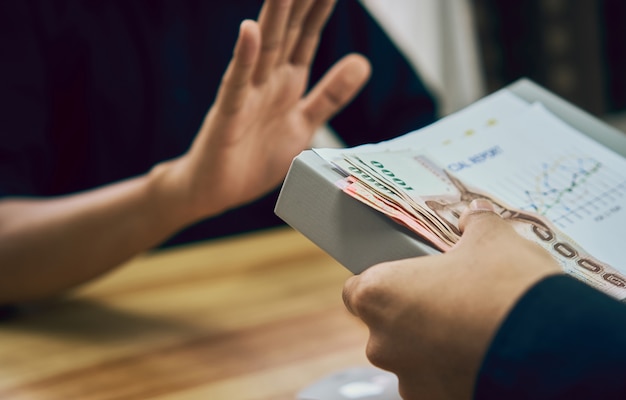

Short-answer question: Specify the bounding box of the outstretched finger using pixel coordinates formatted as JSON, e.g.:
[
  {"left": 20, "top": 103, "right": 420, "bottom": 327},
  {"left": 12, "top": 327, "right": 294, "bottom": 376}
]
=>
[
  {"left": 253, "top": 0, "right": 293, "bottom": 84},
  {"left": 216, "top": 20, "right": 260, "bottom": 115},
  {"left": 280, "top": 0, "right": 315, "bottom": 64},
  {"left": 301, "top": 53, "right": 371, "bottom": 127},
  {"left": 289, "top": 0, "right": 336, "bottom": 66}
]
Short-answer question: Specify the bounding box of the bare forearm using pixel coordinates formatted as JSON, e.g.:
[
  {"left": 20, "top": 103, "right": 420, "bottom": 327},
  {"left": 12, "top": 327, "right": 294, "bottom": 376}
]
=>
[
  {"left": 0, "top": 0, "right": 371, "bottom": 305},
  {"left": 0, "top": 161, "right": 197, "bottom": 304}
]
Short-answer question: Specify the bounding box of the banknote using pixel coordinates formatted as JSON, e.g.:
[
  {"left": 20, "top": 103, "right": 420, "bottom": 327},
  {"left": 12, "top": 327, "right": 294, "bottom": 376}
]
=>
[
  {"left": 333, "top": 156, "right": 458, "bottom": 243},
  {"left": 337, "top": 176, "right": 455, "bottom": 251},
  {"left": 336, "top": 149, "right": 626, "bottom": 300}
]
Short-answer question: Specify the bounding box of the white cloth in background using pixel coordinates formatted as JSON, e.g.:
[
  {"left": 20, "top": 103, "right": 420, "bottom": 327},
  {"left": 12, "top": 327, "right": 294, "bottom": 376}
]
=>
[
  {"left": 361, "top": 0, "right": 486, "bottom": 116},
  {"left": 312, "top": 0, "right": 486, "bottom": 148}
]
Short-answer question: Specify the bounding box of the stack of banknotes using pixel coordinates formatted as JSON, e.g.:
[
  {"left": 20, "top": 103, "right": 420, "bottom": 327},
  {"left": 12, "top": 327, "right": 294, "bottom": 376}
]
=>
[
  {"left": 313, "top": 93, "right": 626, "bottom": 300},
  {"left": 331, "top": 148, "right": 626, "bottom": 300}
]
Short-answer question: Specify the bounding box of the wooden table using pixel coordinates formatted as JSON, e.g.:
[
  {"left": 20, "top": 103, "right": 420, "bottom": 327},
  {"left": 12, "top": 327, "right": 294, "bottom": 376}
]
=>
[{"left": 0, "top": 227, "right": 370, "bottom": 400}]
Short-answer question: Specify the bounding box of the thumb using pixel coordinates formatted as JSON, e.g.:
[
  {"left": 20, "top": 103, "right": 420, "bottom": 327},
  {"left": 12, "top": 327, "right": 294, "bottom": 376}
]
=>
[
  {"left": 301, "top": 53, "right": 371, "bottom": 127},
  {"left": 458, "top": 198, "right": 510, "bottom": 239}
]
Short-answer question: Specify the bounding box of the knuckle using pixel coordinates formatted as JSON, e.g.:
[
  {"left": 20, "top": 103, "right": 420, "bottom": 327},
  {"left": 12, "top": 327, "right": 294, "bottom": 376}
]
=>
[
  {"left": 365, "top": 338, "right": 393, "bottom": 371},
  {"left": 343, "top": 278, "right": 370, "bottom": 316},
  {"left": 365, "top": 339, "right": 383, "bottom": 365},
  {"left": 261, "top": 38, "right": 283, "bottom": 52},
  {"left": 348, "top": 264, "right": 392, "bottom": 315},
  {"left": 322, "top": 86, "right": 344, "bottom": 108}
]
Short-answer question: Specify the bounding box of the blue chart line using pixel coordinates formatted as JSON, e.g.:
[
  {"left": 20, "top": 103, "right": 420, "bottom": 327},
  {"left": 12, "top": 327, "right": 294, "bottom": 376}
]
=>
[
  {"left": 516, "top": 155, "right": 625, "bottom": 229},
  {"left": 523, "top": 156, "right": 601, "bottom": 214}
]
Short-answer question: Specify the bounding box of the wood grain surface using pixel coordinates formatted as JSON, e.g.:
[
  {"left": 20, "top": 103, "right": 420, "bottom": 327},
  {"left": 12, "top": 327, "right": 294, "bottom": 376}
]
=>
[{"left": 0, "top": 227, "right": 370, "bottom": 400}]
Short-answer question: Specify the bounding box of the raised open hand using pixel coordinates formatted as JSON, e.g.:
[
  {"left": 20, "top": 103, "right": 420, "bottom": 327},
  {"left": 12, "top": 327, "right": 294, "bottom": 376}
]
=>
[
  {"left": 162, "top": 0, "right": 371, "bottom": 222},
  {"left": 0, "top": 0, "right": 368, "bottom": 303}
]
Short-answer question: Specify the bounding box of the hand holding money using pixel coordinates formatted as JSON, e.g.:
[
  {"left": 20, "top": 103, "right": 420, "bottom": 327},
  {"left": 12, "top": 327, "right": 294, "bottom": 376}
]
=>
[
  {"left": 343, "top": 199, "right": 562, "bottom": 400},
  {"left": 336, "top": 149, "right": 626, "bottom": 299}
]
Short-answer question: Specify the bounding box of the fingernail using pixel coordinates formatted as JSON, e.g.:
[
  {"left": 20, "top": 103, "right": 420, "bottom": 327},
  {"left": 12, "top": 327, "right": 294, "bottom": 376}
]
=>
[{"left": 468, "top": 198, "right": 495, "bottom": 212}]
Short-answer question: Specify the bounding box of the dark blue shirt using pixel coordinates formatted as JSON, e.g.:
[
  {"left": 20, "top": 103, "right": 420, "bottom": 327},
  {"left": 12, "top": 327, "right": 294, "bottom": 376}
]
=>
[{"left": 475, "top": 275, "right": 626, "bottom": 399}]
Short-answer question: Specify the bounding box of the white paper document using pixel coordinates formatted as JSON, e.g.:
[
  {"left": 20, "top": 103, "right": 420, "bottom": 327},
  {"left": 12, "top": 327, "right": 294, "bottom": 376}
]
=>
[{"left": 313, "top": 89, "right": 626, "bottom": 297}]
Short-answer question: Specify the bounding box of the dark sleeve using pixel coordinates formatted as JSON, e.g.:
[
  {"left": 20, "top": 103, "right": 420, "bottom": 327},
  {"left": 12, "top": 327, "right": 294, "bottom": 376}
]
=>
[
  {"left": 474, "top": 275, "right": 626, "bottom": 400},
  {"left": 0, "top": 1, "right": 53, "bottom": 198},
  {"left": 311, "top": 1, "right": 437, "bottom": 146}
]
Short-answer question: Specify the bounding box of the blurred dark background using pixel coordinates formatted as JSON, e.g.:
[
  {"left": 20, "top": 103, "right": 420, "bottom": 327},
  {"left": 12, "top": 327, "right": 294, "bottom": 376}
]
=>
[{"left": 472, "top": 0, "right": 626, "bottom": 120}]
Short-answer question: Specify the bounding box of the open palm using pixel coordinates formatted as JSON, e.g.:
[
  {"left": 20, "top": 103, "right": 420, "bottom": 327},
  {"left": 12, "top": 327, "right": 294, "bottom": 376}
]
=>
[{"left": 173, "top": 0, "right": 371, "bottom": 220}]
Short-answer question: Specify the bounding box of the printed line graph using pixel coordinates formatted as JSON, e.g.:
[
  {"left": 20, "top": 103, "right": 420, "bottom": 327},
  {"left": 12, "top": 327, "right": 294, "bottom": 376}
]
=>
[
  {"left": 438, "top": 104, "right": 626, "bottom": 271},
  {"left": 491, "top": 152, "right": 625, "bottom": 230},
  {"left": 522, "top": 156, "right": 602, "bottom": 215}
]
